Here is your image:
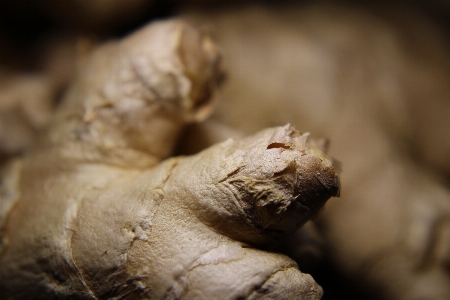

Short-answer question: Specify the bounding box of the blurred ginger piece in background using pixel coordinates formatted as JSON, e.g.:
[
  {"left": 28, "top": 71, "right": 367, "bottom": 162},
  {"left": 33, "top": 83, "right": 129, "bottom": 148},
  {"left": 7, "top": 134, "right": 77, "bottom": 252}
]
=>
[
  {"left": 0, "top": 35, "right": 82, "bottom": 164},
  {"left": 0, "top": 73, "right": 55, "bottom": 161},
  {"left": 182, "top": 3, "right": 450, "bottom": 299}
]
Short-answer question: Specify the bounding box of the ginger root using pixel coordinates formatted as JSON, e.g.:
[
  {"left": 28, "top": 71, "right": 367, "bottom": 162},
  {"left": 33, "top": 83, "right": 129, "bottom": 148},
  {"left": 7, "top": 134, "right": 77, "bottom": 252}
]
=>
[{"left": 0, "top": 20, "right": 340, "bottom": 299}]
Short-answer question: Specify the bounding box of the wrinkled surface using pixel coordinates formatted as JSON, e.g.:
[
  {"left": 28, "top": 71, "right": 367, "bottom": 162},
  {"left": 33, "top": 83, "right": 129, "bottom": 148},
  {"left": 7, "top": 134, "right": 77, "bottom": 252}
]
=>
[{"left": 0, "top": 20, "right": 339, "bottom": 299}]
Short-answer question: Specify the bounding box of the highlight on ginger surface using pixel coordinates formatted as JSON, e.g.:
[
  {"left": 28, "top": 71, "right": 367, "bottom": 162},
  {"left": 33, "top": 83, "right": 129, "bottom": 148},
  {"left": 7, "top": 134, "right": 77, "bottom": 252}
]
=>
[{"left": 0, "top": 20, "right": 340, "bottom": 299}]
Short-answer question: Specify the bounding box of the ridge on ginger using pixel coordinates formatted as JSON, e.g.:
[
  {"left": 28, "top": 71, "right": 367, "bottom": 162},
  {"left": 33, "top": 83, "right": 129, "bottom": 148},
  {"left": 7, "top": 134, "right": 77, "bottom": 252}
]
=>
[{"left": 0, "top": 20, "right": 340, "bottom": 299}]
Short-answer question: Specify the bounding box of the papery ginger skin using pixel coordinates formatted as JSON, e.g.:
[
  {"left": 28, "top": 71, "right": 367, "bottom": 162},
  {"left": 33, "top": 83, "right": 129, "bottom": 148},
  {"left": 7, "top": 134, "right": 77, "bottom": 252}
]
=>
[
  {"left": 0, "top": 20, "right": 339, "bottom": 300},
  {"left": 68, "top": 124, "right": 338, "bottom": 299}
]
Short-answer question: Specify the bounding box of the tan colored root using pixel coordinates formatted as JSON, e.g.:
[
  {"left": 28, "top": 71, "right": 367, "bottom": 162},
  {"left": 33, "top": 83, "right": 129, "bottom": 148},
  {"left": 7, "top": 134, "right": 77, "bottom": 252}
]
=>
[{"left": 0, "top": 19, "right": 339, "bottom": 299}]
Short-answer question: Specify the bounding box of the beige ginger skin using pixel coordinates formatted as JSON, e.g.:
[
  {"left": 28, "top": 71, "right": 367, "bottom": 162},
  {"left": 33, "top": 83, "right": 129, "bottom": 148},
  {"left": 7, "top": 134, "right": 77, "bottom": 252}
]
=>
[{"left": 0, "top": 20, "right": 340, "bottom": 299}]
